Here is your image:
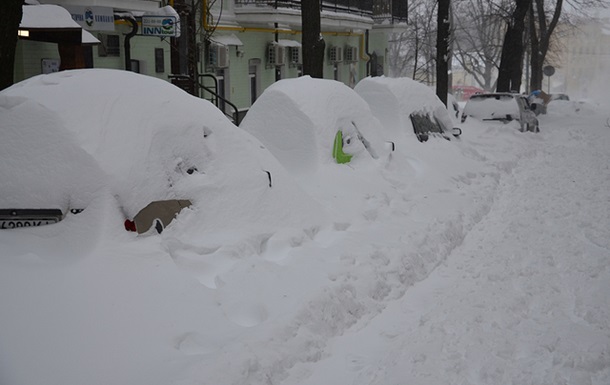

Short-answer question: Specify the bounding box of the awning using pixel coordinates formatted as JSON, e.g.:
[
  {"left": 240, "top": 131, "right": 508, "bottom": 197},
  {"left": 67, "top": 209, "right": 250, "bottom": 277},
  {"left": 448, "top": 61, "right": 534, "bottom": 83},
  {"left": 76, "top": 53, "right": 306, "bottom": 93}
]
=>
[
  {"left": 278, "top": 39, "right": 301, "bottom": 47},
  {"left": 82, "top": 30, "right": 101, "bottom": 45},
  {"left": 210, "top": 33, "right": 244, "bottom": 46}
]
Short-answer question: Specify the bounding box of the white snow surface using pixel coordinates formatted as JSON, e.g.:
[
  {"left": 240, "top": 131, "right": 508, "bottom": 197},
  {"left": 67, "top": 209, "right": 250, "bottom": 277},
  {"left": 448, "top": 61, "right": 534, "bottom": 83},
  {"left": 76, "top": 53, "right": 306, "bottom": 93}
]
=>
[
  {"left": 355, "top": 76, "right": 457, "bottom": 143},
  {"left": 0, "top": 70, "right": 609, "bottom": 385},
  {"left": 241, "top": 76, "right": 387, "bottom": 176},
  {"left": 20, "top": 4, "right": 81, "bottom": 30}
]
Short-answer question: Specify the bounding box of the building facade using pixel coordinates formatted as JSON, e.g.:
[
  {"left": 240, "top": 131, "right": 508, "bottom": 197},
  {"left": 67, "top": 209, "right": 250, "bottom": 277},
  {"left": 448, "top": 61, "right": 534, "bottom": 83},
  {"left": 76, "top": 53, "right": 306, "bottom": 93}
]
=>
[{"left": 14, "top": 0, "right": 407, "bottom": 122}]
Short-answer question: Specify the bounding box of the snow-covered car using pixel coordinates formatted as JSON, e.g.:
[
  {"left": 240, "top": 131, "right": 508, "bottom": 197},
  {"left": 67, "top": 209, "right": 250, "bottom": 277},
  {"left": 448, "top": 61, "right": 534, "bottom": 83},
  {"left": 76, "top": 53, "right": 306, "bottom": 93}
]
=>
[
  {"left": 2, "top": 69, "right": 324, "bottom": 234},
  {"left": 0, "top": 94, "right": 106, "bottom": 229},
  {"left": 461, "top": 92, "right": 540, "bottom": 133},
  {"left": 354, "top": 76, "right": 462, "bottom": 144},
  {"left": 240, "top": 76, "right": 386, "bottom": 175}
]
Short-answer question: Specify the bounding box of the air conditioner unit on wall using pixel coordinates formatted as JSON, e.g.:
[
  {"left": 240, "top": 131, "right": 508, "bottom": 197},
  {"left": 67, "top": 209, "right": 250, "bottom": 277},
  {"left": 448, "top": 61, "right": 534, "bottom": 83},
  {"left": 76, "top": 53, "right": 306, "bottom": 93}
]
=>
[
  {"left": 345, "top": 46, "right": 359, "bottom": 62},
  {"left": 330, "top": 46, "right": 343, "bottom": 63},
  {"left": 209, "top": 44, "right": 229, "bottom": 68},
  {"left": 268, "top": 44, "right": 286, "bottom": 66}
]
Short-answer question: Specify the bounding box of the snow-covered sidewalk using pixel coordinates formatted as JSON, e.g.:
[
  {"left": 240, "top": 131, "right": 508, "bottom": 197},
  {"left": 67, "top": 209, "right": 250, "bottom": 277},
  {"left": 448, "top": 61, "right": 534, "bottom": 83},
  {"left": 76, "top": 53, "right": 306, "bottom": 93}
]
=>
[{"left": 289, "top": 109, "right": 610, "bottom": 385}]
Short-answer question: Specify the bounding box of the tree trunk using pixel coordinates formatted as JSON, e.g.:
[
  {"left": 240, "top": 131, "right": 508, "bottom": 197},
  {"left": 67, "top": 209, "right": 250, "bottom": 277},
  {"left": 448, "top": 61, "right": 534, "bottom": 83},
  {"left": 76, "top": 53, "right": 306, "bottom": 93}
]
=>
[
  {"left": 302, "top": 0, "right": 325, "bottom": 78},
  {"left": 0, "top": 0, "right": 23, "bottom": 91},
  {"left": 528, "top": 0, "right": 563, "bottom": 91},
  {"left": 528, "top": 7, "right": 542, "bottom": 91},
  {"left": 436, "top": 0, "right": 450, "bottom": 106},
  {"left": 496, "top": 0, "right": 531, "bottom": 93}
]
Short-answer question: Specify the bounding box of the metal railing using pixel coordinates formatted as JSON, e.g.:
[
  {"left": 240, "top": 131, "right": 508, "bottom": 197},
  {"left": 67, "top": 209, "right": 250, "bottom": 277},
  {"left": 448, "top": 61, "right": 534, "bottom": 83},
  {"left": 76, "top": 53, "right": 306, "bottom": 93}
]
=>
[
  {"left": 233, "top": 0, "right": 407, "bottom": 22},
  {"left": 234, "top": 0, "right": 373, "bottom": 18},
  {"left": 168, "top": 74, "right": 243, "bottom": 125}
]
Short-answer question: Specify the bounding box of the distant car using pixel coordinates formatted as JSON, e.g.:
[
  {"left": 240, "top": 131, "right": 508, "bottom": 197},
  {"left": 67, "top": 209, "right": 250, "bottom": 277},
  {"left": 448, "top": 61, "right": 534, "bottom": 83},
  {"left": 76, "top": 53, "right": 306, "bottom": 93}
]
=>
[
  {"left": 549, "top": 93, "right": 570, "bottom": 101},
  {"left": 461, "top": 93, "right": 539, "bottom": 133}
]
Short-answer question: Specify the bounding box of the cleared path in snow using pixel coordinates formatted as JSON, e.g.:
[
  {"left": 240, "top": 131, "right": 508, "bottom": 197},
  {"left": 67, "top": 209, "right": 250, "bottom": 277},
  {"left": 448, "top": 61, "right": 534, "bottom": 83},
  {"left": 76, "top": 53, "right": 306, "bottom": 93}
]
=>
[{"left": 297, "top": 111, "right": 610, "bottom": 385}]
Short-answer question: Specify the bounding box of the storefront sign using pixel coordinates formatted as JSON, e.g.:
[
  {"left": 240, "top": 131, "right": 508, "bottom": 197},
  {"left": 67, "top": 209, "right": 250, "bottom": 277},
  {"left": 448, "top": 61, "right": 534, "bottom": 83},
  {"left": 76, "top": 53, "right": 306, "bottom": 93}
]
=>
[
  {"left": 65, "top": 5, "right": 115, "bottom": 31},
  {"left": 141, "top": 16, "right": 178, "bottom": 37}
]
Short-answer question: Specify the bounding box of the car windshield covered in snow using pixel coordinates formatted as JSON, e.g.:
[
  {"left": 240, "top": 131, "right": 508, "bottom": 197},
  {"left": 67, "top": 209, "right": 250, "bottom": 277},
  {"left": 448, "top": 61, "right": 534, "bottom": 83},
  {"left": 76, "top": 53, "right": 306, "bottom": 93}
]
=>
[
  {"left": 461, "top": 92, "right": 539, "bottom": 133},
  {"left": 462, "top": 93, "right": 522, "bottom": 121}
]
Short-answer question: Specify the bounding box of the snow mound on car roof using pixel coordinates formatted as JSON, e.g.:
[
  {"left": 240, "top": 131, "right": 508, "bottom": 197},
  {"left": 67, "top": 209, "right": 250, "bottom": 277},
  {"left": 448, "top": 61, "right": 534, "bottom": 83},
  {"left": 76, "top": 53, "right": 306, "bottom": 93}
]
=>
[
  {"left": 0, "top": 95, "right": 105, "bottom": 211},
  {"left": 3, "top": 69, "right": 326, "bottom": 231},
  {"left": 240, "top": 76, "right": 386, "bottom": 175},
  {"left": 355, "top": 76, "right": 454, "bottom": 143}
]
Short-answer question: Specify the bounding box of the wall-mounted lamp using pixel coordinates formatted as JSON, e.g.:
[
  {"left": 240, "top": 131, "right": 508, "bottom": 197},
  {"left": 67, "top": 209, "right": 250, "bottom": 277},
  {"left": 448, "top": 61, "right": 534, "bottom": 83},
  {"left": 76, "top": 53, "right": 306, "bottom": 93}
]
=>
[{"left": 18, "top": 30, "right": 30, "bottom": 38}]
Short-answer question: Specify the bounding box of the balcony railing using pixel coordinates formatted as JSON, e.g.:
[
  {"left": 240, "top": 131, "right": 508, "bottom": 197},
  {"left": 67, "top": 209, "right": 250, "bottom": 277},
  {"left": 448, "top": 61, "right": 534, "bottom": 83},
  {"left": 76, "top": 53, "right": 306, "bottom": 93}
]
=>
[
  {"left": 234, "top": 0, "right": 407, "bottom": 23},
  {"left": 372, "top": 0, "right": 407, "bottom": 24}
]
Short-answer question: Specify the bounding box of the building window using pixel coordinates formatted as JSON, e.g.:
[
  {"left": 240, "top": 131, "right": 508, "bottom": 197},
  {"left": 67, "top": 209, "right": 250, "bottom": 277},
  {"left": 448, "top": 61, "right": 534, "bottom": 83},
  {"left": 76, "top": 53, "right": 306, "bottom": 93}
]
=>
[
  {"left": 155, "top": 48, "right": 165, "bottom": 73},
  {"left": 98, "top": 34, "right": 120, "bottom": 57}
]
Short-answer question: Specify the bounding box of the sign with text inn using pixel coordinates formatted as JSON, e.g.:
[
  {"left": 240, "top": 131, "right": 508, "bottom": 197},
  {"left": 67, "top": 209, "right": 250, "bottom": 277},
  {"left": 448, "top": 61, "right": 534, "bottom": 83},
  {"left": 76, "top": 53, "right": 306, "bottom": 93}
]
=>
[{"left": 141, "top": 16, "right": 179, "bottom": 37}]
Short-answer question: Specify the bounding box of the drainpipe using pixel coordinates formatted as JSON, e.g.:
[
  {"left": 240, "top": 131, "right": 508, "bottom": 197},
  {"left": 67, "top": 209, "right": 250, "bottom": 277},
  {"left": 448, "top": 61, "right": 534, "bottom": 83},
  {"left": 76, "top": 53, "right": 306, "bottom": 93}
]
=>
[
  {"left": 365, "top": 29, "right": 372, "bottom": 77},
  {"left": 115, "top": 14, "right": 138, "bottom": 71}
]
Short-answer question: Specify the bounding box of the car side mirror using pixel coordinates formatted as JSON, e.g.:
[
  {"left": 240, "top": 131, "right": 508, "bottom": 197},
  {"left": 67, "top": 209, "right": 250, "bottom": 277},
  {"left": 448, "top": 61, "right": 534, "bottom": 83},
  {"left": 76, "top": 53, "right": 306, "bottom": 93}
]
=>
[{"left": 452, "top": 127, "right": 462, "bottom": 137}]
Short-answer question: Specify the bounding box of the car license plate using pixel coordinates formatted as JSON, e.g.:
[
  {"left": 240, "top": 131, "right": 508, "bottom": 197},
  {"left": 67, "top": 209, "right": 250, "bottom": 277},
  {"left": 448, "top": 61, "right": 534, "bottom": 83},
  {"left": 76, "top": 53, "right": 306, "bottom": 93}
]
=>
[
  {"left": 0, "top": 218, "right": 59, "bottom": 229},
  {"left": 0, "top": 209, "right": 63, "bottom": 230}
]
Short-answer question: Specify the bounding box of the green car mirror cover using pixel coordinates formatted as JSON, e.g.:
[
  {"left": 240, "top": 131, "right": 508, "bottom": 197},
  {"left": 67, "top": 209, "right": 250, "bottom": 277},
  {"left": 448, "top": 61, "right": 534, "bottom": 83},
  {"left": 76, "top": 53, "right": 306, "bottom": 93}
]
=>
[{"left": 333, "top": 130, "right": 353, "bottom": 164}]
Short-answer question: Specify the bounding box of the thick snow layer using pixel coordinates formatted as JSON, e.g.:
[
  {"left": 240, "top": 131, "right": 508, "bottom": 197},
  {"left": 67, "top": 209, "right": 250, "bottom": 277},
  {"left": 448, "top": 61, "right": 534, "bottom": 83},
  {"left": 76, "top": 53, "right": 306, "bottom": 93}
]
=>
[
  {"left": 20, "top": 4, "right": 81, "bottom": 30},
  {"left": 3, "top": 70, "right": 325, "bottom": 232},
  {"left": 0, "top": 95, "right": 105, "bottom": 211},
  {"left": 462, "top": 93, "right": 522, "bottom": 121},
  {"left": 355, "top": 76, "right": 456, "bottom": 144},
  {"left": 0, "top": 71, "right": 609, "bottom": 385},
  {"left": 241, "top": 76, "right": 387, "bottom": 176}
]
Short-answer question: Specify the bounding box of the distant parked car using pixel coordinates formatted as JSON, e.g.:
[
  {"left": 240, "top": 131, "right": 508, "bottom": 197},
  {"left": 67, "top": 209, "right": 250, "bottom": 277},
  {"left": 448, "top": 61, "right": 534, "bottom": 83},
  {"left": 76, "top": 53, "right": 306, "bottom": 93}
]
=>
[
  {"left": 461, "top": 93, "right": 539, "bottom": 133},
  {"left": 549, "top": 93, "right": 570, "bottom": 101}
]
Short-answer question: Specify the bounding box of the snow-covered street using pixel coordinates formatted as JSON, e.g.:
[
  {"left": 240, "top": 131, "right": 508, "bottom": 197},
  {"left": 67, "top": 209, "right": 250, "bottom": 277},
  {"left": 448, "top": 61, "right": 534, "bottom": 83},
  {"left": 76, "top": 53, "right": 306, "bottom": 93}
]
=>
[
  {"left": 293, "top": 108, "right": 610, "bottom": 385},
  {"left": 1, "top": 71, "right": 609, "bottom": 385}
]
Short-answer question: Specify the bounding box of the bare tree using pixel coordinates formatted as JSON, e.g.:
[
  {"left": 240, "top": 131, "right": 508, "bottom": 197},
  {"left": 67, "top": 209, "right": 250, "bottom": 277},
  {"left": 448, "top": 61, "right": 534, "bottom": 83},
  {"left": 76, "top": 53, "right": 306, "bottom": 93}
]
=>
[
  {"left": 0, "top": 0, "right": 23, "bottom": 91},
  {"left": 387, "top": 0, "right": 437, "bottom": 83},
  {"left": 452, "top": 0, "right": 506, "bottom": 91}
]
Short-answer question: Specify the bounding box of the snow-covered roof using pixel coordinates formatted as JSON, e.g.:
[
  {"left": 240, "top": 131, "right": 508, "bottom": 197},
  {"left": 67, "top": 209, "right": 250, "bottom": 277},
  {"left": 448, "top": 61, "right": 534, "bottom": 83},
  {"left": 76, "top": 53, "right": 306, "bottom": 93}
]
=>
[
  {"left": 210, "top": 33, "right": 244, "bottom": 46},
  {"left": 20, "top": 4, "right": 81, "bottom": 30}
]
